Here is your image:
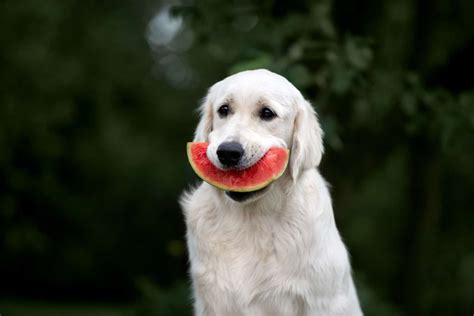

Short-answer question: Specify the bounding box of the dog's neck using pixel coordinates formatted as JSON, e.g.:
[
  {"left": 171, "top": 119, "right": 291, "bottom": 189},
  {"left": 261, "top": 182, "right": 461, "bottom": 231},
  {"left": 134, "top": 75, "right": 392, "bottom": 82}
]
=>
[{"left": 219, "top": 170, "right": 305, "bottom": 214}]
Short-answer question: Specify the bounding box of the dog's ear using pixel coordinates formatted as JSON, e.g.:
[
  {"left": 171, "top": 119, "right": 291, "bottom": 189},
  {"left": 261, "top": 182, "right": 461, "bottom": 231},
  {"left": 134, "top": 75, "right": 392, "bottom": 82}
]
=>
[
  {"left": 289, "top": 98, "right": 324, "bottom": 180},
  {"left": 193, "top": 96, "right": 213, "bottom": 142}
]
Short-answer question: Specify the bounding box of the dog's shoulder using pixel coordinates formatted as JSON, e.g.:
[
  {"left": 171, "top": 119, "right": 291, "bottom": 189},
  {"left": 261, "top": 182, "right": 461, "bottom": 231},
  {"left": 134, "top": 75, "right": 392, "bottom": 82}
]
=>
[
  {"left": 179, "top": 183, "right": 199, "bottom": 212},
  {"left": 180, "top": 181, "right": 206, "bottom": 208},
  {"left": 180, "top": 182, "right": 218, "bottom": 221}
]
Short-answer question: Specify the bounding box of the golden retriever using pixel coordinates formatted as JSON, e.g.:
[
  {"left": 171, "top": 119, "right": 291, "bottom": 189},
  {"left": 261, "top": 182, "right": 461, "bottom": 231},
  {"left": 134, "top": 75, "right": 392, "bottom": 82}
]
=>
[{"left": 181, "top": 69, "right": 362, "bottom": 315}]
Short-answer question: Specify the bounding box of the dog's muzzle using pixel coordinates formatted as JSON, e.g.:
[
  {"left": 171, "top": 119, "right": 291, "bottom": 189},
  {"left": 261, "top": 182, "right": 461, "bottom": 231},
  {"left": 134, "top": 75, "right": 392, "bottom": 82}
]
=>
[{"left": 217, "top": 142, "right": 244, "bottom": 168}]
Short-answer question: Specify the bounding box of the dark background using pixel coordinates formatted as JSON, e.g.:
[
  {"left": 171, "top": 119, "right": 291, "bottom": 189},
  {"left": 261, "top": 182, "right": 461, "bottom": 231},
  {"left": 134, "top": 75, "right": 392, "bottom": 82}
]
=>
[{"left": 1, "top": 0, "right": 473, "bottom": 315}]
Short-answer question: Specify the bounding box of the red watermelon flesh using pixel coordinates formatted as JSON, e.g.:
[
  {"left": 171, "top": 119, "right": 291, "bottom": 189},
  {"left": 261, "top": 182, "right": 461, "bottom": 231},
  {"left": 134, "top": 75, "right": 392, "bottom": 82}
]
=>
[{"left": 187, "top": 142, "right": 289, "bottom": 192}]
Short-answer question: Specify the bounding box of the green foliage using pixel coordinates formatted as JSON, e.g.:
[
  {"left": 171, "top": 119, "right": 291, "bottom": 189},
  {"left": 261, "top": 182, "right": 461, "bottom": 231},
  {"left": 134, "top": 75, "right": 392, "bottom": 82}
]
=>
[
  {"left": 134, "top": 279, "right": 192, "bottom": 316},
  {"left": 0, "top": 300, "right": 134, "bottom": 316},
  {"left": 0, "top": 0, "right": 194, "bottom": 300}
]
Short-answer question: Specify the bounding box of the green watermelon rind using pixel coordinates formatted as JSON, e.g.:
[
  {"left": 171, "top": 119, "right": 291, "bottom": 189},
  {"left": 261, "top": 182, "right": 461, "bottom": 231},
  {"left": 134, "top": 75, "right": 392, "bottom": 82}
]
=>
[{"left": 187, "top": 142, "right": 289, "bottom": 192}]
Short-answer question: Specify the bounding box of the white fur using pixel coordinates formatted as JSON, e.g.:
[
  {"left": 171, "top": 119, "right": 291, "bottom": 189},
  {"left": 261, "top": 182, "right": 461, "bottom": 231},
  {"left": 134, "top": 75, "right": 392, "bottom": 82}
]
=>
[{"left": 181, "top": 69, "right": 363, "bottom": 315}]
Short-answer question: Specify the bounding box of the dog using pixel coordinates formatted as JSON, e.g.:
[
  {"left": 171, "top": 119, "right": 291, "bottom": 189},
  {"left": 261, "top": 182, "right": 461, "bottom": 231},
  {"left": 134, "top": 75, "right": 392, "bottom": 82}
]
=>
[{"left": 181, "top": 69, "right": 363, "bottom": 315}]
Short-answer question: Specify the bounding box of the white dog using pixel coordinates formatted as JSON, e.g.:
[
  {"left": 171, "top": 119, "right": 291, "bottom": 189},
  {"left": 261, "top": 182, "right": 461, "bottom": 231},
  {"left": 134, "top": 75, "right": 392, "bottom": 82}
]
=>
[{"left": 181, "top": 69, "right": 363, "bottom": 316}]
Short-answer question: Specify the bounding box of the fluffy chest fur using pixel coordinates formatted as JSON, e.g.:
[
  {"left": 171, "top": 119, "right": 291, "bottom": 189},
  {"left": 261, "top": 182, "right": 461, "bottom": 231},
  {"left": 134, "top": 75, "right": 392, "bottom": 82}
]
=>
[{"left": 181, "top": 171, "right": 362, "bottom": 316}]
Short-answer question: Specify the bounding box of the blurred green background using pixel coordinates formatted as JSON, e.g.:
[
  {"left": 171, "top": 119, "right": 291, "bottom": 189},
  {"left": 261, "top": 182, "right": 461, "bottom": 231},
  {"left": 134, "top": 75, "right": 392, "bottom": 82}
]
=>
[{"left": 0, "top": 0, "right": 473, "bottom": 315}]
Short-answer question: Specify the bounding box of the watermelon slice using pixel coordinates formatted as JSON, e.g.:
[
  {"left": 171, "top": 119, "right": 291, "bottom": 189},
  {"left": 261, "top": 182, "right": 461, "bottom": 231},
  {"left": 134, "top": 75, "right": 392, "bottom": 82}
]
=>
[{"left": 187, "top": 142, "right": 289, "bottom": 192}]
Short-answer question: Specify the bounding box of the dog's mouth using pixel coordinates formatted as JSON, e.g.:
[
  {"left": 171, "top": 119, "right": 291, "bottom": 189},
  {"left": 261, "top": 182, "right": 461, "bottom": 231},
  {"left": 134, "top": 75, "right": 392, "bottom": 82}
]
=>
[{"left": 225, "top": 186, "right": 268, "bottom": 202}]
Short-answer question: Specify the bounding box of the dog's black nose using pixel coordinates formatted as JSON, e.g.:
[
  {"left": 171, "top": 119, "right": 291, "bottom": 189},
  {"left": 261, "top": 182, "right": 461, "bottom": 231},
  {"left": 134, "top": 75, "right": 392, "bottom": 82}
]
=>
[{"left": 217, "top": 142, "right": 244, "bottom": 167}]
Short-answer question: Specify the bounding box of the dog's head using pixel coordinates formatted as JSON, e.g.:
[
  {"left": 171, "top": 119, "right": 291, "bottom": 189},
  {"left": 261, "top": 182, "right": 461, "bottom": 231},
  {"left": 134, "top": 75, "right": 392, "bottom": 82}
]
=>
[{"left": 194, "top": 69, "right": 323, "bottom": 203}]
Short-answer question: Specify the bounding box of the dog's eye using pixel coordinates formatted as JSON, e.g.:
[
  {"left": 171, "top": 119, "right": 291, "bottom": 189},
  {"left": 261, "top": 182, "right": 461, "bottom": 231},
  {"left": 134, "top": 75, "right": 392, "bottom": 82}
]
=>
[
  {"left": 259, "top": 107, "right": 277, "bottom": 121},
  {"left": 217, "top": 104, "right": 230, "bottom": 118}
]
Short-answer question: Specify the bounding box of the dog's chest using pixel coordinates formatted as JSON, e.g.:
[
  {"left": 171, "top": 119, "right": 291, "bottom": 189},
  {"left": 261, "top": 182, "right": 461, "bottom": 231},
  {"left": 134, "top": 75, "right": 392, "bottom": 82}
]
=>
[{"left": 189, "top": 208, "right": 312, "bottom": 308}]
